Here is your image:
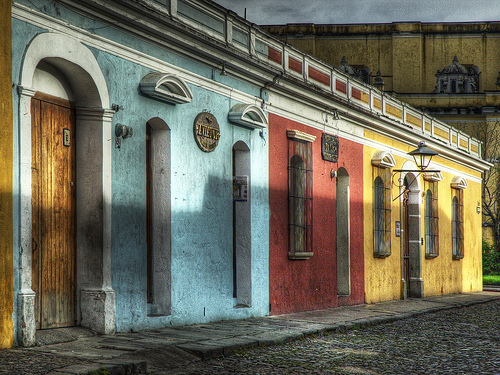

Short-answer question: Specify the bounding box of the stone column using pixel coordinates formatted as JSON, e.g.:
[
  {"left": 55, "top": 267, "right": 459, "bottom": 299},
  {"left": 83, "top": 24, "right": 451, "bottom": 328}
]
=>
[{"left": 17, "top": 86, "right": 37, "bottom": 347}]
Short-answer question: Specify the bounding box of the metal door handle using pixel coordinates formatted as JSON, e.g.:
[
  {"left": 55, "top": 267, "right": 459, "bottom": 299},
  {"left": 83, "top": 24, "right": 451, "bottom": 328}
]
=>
[{"left": 32, "top": 238, "right": 37, "bottom": 252}]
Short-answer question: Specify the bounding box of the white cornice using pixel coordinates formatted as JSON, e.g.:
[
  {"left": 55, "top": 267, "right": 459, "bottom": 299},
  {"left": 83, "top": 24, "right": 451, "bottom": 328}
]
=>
[
  {"left": 12, "top": 2, "right": 490, "bottom": 176},
  {"left": 12, "top": 3, "right": 265, "bottom": 106},
  {"left": 286, "top": 129, "right": 316, "bottom": 143}
]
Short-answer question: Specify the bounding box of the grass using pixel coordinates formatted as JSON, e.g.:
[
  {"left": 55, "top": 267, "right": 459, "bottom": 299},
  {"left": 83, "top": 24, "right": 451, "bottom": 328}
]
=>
[{"left": 483, "top": 275, "right": 500, "bottom": 285}]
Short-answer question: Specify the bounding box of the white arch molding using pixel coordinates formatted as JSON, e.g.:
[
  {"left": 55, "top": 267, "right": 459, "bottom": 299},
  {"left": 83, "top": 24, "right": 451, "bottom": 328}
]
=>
[{"left": 18, "top": 32, "right": 115, "bottom": 346}]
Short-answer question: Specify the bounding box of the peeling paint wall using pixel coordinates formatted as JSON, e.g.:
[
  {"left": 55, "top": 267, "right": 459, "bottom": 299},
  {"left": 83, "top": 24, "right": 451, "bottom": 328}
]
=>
[
  {"left": 268, "top": 113, "right": 364, "bottom": 315},
  {"left": 11, "top": 0, "right": 269, "bottom": 337}
]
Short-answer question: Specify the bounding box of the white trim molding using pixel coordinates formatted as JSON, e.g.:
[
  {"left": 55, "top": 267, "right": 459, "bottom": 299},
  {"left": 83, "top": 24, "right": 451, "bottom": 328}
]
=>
[
  {"left": 371, "top": 150, "right": 396, "bottom": 168},
  {"left": 451, "top": 175, "right": 468, "bottom": 190},
  {"left": 228, "top": 104, "right": 268, "bottom": 129},
  {"left": 423, "top": 171, "right": 443, "bottom": 182},
  {"left": 139, "top": 72, "right": 193, "bottom": 104},
  {"left": 286, "top": 129, "right": 316, "bottom": 143}
]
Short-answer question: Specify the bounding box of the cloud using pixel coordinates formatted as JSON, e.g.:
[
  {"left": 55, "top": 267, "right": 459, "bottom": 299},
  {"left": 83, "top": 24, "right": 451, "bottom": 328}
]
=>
[{"left": 213, "top": 0, "right": 500, "bottom": 25}]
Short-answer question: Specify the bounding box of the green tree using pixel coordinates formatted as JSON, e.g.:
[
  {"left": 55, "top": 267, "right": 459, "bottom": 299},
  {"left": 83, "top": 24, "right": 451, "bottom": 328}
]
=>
[{"left": 455, "top": 121, "right": 500, "bottom": 254}]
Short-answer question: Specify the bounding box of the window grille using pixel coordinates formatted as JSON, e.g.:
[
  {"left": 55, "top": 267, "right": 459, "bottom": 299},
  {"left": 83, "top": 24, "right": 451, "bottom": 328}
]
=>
[
  {"left": 373, "top": 167, "right": 391, "bottom": 257},
  {"left": 288, "top": 138, "right": 313, "bottom": 259},
  {"left": 425, "top": 181, "right": 439, "bottom": 258},
  {"left": 452, "top": 189, "right": 464, "bottom": 259}
]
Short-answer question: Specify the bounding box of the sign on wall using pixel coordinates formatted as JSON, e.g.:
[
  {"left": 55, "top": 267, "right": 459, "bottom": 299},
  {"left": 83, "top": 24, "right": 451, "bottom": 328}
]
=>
[
  {"left": 321, "top": 133, "right": 338, "bottom": 162},
  {"left": 194, "top": 112, "right": 220, "bottom": 152},
  {"left": 233, "top": 175, "right": 248, "bottom": 202}
]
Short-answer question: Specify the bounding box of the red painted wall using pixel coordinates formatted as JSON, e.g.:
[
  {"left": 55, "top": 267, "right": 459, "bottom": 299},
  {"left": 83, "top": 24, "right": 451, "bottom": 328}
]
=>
[{"left": 269, "top": 113, "right": 364, "bottom": 315}]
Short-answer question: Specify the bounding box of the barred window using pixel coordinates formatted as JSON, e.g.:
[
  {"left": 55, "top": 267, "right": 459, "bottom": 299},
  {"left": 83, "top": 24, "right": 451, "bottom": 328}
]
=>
[
  {"left": 287, "top": 130, "right": 315, "bottom": 260},
  {"left": 425, "top": 182, "right": 439, "bottom": 258},
  {"left": 373, "top": 168, "right": 391, "bottom": 257},
  {"left": 452, "top": 190, "right": 464, "bottom": 259}
]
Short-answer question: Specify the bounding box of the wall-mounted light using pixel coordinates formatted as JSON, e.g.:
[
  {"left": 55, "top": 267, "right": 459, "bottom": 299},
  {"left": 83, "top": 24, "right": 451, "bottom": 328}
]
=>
[
  {"left": 392, "top": 141, "right": 440, "bottom": 200},
  {"left": 408, "top": 142, "right": 438, "bottom": 171},
  {"left": 115, "top": 123, "right": 133, "bottom": 139},
  {"left": 331, "top": 170, "right": 337, "bottom": 179},
  {"left": 220, "top": 63, "right": 227, "bottom": 76}
]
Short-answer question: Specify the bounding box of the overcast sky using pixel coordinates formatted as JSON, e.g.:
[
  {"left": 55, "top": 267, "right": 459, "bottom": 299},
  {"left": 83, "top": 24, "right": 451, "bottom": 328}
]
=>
[{"left": 212, "top": 0, "right": 500, "bottom": 25}]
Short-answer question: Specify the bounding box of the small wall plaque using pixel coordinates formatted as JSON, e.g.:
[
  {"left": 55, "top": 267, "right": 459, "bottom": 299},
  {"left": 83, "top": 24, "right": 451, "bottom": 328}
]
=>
[
  {"left": 321, "top": 133, "right": 338, "bottom": 162},
  {"left": 395, "top": 221, "right": 401, "bottom": 237},
  {"left": 233, "top": 175, "right": 248, "bottom": 202},
  {"left": 194, "top": 112, "right": 220, "bottom": 152},
  {"left": 63, "top": 128, "right": 71, "bottom": 147}
]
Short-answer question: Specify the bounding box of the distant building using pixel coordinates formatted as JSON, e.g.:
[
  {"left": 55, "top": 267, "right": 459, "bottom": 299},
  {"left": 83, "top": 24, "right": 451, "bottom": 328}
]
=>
[{"left": 263, "top": 21, "right": 500, "bottom": 243}]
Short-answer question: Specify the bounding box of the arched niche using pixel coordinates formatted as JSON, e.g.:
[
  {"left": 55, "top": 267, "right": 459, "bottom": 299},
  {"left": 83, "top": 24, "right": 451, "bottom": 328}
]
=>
[{"left": 336, "top": 167, "right": 350, "bottom": 296}]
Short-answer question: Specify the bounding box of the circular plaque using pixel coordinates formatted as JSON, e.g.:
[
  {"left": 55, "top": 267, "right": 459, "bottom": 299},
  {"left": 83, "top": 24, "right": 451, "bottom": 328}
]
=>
[{"left": 194, "top": 112, "right": 220, "bottom": 152}]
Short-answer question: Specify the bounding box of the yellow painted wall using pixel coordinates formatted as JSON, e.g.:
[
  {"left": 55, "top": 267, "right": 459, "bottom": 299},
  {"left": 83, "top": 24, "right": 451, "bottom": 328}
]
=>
[
  {"left": 363, "top": 139, "right": 406, "bottom": 303},
  {"left": 421, "top": 174, "right": 483, "bottom": 296},
  {"left": 0, "top": 0, "right": 13, "bottom": 349},
  {"left": 363, "top": 130, "right": 483, "bottom": 303}
]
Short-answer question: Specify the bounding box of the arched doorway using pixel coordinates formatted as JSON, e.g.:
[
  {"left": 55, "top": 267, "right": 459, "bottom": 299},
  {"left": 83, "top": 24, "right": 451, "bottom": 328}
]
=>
[
  {"left": 401, "top": 168, "right": 424, "bottom": 298},
  {"left": 31, "top": 64, "right": 77, "bottom": 328},
  {"left": 18, "top": 33, "right": 114, "bottom": 346}
]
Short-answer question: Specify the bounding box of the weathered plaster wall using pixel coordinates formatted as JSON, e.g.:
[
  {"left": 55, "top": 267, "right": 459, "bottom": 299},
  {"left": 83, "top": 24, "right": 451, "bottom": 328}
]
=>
[
  {"left": 108, "top": 69, "right": 270, "bottom": 330},
  {"left": 363, "top": 130, "right": 484, "bottom": 303},
  {"left": 363, "top": 140, "right": 404, "bottom": 304},
  {"left": 11, "top": 0, "right": 269, "bottom": 335},
  {"left": 0, "top": 0, "right": 13, "bottom": 349},
  {"left": 420, "top": 162, "right": 483, "bottom": 295},
  {"left": 268, "top": 113, "right": 364, "bottom": 315}
]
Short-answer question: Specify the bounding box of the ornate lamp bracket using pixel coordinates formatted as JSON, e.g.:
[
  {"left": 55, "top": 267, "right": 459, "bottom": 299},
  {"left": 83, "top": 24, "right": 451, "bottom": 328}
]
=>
[{"left": 391, "top": 142, "right": 440, "bottom": 200}]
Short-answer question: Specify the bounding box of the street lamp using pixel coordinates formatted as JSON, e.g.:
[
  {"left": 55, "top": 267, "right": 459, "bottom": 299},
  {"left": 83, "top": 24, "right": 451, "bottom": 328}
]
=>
[
  {"left": 408, "top": 142, "right": 438, "bottom": 171},
  {"left": 392, "top": 142, "right": 440, "bottom": 198}
]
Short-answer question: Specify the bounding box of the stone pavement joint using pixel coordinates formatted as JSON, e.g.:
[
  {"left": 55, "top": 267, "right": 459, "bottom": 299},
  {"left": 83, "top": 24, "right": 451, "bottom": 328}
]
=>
[{"left": 2, "top": 291, "right": 499, "bottom": 375}]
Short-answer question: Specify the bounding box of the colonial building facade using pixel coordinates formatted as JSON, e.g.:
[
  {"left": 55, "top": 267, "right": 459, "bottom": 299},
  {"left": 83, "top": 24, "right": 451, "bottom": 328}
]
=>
[
  {"left": 263, "top": 21, "right": 500, "bottom": 244},
  {"left": 11, "top": 0, "right": 270, "bottom": 347},
  {"left": 4, "top": 1, "right": 490, "bottom": 347}
]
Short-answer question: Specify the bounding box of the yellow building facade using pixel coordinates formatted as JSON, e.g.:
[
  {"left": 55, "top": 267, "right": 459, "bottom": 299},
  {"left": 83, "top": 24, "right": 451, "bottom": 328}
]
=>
[
  {"left": 0, "top": 0, "right": 13, "bottom": 349},
  {"left": 363, "top": 131, "right": 483, "bottom": 303}
]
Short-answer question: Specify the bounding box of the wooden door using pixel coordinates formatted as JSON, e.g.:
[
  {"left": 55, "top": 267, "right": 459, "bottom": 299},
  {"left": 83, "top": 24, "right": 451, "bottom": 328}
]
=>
[{"left": 32, "top": 93, "right": 76, "bottom": 329}]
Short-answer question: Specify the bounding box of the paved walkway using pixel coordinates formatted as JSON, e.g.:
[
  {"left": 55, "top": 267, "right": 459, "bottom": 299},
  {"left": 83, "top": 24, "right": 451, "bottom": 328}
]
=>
[{"left": 4, "top": 291, "right": 500, "bottom": 375}]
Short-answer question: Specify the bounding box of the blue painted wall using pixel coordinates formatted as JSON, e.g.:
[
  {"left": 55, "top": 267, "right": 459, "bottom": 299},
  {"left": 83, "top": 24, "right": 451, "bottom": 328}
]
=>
[{"left": 12, "top": 0, "right": 269, "bottom": 335}]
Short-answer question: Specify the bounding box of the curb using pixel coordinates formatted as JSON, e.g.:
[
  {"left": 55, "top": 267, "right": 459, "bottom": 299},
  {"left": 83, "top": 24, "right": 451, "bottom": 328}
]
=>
[
  {"left": 54, "top": 361, "right": 147, "bottom": 375},
  {"left": 176, "top": 294, "right": 500, "bottom": 362}
]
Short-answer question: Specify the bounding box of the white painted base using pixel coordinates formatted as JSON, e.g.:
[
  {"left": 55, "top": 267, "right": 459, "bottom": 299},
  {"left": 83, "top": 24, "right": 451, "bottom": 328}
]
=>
[
  {"left": 80, "top": 289, "right": 116, "bottom": 335},
  {"left": 17, "top": 291, "right": 36, "bottom": 347}
]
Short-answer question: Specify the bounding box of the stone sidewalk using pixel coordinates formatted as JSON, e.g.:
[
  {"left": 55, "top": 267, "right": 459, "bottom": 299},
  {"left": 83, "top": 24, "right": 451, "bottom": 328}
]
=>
[{"left": 4, "top": 291, "right": 500, "bottom": 375}]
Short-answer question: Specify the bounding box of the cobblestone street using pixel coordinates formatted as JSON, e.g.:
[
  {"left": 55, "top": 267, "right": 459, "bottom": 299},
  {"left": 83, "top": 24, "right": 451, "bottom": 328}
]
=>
[{"left": 180, "top": 299, "right": 500, "bottom": 375}]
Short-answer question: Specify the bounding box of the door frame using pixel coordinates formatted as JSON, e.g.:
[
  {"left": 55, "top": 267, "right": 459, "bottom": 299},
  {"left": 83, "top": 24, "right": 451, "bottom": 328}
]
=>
[
  {"left": 18, "top": 33, "right": 114, "bottom": 346},
  {"left": 399, "top": 165, "right": 424, "bottom": 299}
]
